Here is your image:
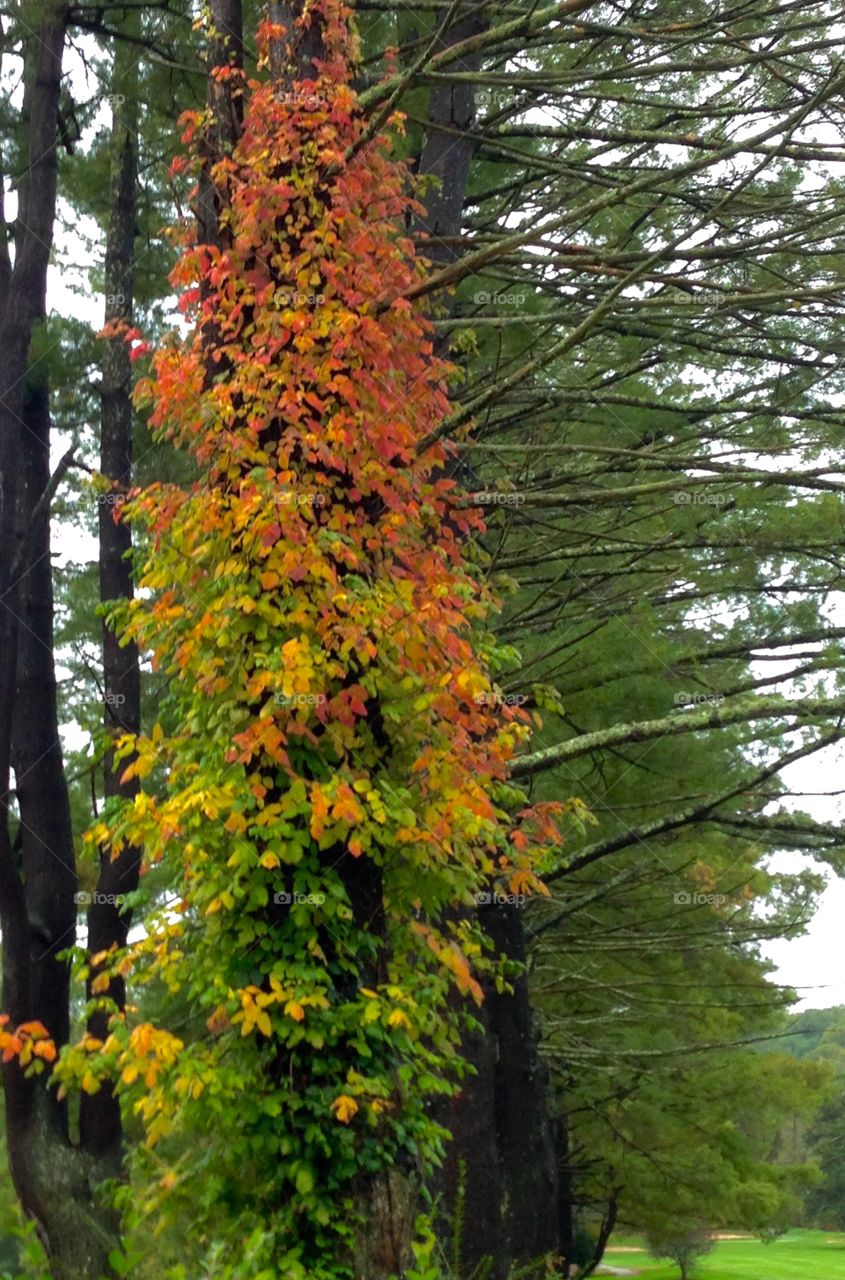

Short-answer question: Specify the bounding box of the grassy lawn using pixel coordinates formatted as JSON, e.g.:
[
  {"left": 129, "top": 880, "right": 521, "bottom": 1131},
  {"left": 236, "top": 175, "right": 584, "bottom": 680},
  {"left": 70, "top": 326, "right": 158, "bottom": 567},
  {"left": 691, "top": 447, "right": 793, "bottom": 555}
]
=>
[{"left": 599, "top": 1229, "right": 845, "bottom": 1278}]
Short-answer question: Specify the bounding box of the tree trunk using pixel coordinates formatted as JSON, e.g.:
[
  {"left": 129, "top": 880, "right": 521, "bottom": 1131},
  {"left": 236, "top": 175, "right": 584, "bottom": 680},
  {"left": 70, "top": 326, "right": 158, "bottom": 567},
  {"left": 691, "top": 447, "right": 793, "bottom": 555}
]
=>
[
  {"left": 555, "top": 1112, "right": 575, "bottom": 1276},
  {"left": 411, "top": 5, "right": 565, "bottom": 1270},
  {"left": 0, "top": 6, "right": 123, "bottom": 1273},
  {"left": 81, "top": 12, "right": 143, "bottom": 1165},
  {"left": 413, "top": 2, "right": 487, "bottom": 272},
  {"left": 436, "top": 904, "right": 560, "bottom": 1278}
]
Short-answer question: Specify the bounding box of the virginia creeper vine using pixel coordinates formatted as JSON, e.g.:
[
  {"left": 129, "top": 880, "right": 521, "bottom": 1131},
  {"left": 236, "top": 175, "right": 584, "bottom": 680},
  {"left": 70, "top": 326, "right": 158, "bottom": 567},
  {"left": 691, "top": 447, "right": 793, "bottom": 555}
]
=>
[{"left": 47, "top": 4, "right": 567, "bottom": 1274}]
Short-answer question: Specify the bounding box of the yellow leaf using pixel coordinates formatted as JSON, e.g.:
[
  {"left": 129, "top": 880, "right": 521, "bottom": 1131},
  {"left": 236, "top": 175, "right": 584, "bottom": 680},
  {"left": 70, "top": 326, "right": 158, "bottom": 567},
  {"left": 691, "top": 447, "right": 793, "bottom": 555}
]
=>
[
  {"left": 387, "top": 1009, "right": 412, "bottom": 1031},
  {"left": 81, "top": 1069, "right": 101, "bottom": 1095},
  {"left": 330, "top": 1094, "right": 359, "bottom": 1124}
]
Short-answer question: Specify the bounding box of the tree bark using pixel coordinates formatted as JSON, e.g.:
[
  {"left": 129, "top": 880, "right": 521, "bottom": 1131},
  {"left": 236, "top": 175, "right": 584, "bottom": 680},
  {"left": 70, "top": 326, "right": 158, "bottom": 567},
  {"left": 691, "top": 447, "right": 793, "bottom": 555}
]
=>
[
  {"left": 436, "top": 902, "right": 560, "bottom": 1278},
  {"left": 410, "top": 5, "right": 564, "bottom": 1271},
  {"left": 196, "top": 0, "right": 244, "bottom": 250},
  {"left": 412, "top": 2, "right": 486, "bottom": 271},
  {"left": 0, "top": 0, "right": 70, "bottom": 1171},
  {"left": 81, "top": 12, "right": 143, "bottom": 1165},
  {"left": 0, "top": 4, "right": 122, "bottom": 1275}
]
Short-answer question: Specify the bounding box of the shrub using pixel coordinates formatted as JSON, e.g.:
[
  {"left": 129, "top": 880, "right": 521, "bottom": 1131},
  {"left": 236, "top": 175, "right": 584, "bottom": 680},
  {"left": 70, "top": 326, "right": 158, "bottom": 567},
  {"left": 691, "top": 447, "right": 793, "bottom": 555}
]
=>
[{"left": 645, "top": 1224, "right": 714, "bottom": 1280}]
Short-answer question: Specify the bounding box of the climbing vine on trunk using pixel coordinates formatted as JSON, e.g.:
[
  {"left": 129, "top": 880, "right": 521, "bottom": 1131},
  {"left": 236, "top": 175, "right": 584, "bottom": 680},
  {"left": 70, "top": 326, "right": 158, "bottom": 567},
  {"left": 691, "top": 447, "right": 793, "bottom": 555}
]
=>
[{"left": 51, "top": 4, "right": 565, "bottom": 1274}]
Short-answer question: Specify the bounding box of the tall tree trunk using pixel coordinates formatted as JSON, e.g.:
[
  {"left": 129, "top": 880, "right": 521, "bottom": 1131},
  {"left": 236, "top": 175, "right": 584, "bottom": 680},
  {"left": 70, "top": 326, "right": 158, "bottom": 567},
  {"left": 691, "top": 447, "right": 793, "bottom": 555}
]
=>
[
  {"left": 413, "top": 3, "right": 486, "bottom": 272},
  {"left": 0, "top": 5, "right": 120, "bottom": 1276},
  {"left": 487, "top": 904, "right": 558, "bottom": 1264},
  {"left": 80, "top": 13, "right": 142, "bottom": 1166},
  {"left": 0, "top": 5, "right": 151, "bottom": 1273},
  {"left": 556, "top": 1111, "right": 576, "bottom": 1276},
  {"left": 411, "top": 5, "right": 564, "bottom": 1272},
  {"left": 197, "top": 0, "right": 244, "bottom": 252},
  {"left": 205, "top": 7, "right": 403, "bottom": 1271},
  {"left": 435, "top": 903, "right": 560, "bottom": 1279}
]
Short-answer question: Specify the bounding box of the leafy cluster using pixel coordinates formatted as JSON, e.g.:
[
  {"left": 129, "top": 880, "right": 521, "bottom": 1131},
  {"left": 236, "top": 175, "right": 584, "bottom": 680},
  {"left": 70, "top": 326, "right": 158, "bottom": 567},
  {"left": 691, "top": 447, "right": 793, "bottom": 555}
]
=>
[{"left": 54, "top": 4, "right": 562, "bottom": 1274}]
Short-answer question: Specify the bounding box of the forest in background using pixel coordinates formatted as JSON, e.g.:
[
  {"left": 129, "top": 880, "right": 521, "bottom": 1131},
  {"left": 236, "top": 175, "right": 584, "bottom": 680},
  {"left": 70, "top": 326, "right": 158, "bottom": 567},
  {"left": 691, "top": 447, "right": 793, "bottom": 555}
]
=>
[{"left": 1, "top": 2, "right": 845, "bottom": 1277}]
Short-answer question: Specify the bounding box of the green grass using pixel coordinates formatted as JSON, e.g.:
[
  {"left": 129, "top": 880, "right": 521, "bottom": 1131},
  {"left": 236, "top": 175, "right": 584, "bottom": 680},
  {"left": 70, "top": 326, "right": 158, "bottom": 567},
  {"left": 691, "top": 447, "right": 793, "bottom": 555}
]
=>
[{"left": 599, "top": 1229, "right": 845, "bottom": 1279}]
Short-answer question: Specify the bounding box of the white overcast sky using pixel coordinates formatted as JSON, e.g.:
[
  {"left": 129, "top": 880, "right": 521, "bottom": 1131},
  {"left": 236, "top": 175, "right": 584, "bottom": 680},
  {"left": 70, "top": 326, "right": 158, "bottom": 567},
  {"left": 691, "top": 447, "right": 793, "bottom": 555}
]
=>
[{"left": 764, "top": 746, "right": 845, "bottom": 1009}]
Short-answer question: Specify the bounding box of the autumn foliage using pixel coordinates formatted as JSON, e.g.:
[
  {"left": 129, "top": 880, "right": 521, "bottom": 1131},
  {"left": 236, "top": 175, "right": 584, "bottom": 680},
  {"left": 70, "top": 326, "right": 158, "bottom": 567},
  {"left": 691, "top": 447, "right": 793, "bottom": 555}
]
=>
[{"left": 49, "top": 3, "right": 564, "bottom": 1274}]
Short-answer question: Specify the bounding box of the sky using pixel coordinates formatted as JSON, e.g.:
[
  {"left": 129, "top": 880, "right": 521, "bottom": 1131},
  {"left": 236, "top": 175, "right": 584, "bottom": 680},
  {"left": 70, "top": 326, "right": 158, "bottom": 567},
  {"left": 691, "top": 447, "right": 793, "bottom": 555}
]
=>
[
  {"left": 764, "top": 747, "right": 845, "bottom": 1010},
  {"left": 766, "top": 874, "right": 845, "bottom": 1009}
]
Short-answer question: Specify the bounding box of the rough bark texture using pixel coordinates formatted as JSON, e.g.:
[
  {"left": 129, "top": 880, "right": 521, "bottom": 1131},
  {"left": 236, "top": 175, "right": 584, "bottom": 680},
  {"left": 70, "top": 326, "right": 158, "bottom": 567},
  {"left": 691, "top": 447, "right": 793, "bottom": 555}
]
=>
[
  {"left": 487, "top": 904, "right": 559, "bottom": 1265},
  {"left": 197, "top": 0, "right": 244, "bottom": 251},
  {"left": 439, "top": 991, "right": 508, "bottom": 1275},
  {"left": 411, "top": 5, "right": 565, "bottom": 1272},
  {"left": 412, "top": 3, "right": 487, "bottom": 270},
  {"left": 435, "top": 903, "right": 560, "bottom": 1279},
  {"left": 81, "top": 20, "right": 142, "bottom": 1164},
  {"left": 352, "top": 1169, "right": 417, "bottom": 1280},
  {"left": 0, "top": 7, "right": 140, "bottom": 1274},
  {"left": 0, "top": 5, "right": 122, "bottom": 1275},
  {"left": 556, "top": 1111, "right": 576, "bottom": 1276}
]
